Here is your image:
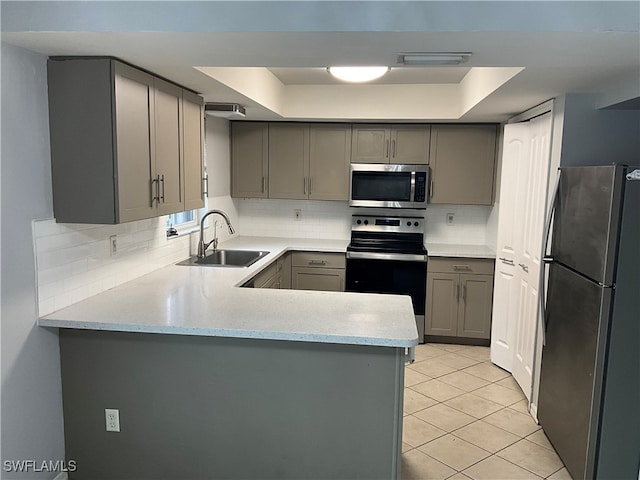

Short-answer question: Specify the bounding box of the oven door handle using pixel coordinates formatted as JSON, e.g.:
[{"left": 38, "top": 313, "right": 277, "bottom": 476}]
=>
[{"left": 346, "top": 251, "right": 428, "bottom": 262}]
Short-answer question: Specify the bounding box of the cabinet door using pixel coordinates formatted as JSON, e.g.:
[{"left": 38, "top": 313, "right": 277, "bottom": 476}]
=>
[
  {"left": 268, "top": 123, "right": 309, "bottom": 199},
  {"left": 183, "top": 90, "right": 205, "bottom": 210},
  {"left": 114, "top": 62, "right": 156, "bottom": 223},
  {"left": 429, "top": 125, "right": 497, "bottom": 205},
  {"left": 391, "top": 126, "right": 430, "bottom": 164},
  {"left": 351, "top": 125, "right": 390, "bottom": 163},
  {"left": 154, "top": 78, "right": 184, "bottom": 215},
  {"left": 309, "top": 124, "right": 351, "bottom": 200},
  {"left": 278, "top": 253, "right": 292, "bottom": 289},
  {"left": 458, "top": 274, "right": 494, "bottom": 339},
  {"left": 426, "top": 273, "right": 459, "bottom": 336},
  {"left": 231, "top": 122, "right": 268, "bottom": 198},
  {"left": 291, "top": 267, "right": 345, "bottom": 292}
]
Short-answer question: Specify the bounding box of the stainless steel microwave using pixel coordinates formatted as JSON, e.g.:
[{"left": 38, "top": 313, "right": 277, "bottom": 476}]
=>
[{"left": 349, "top": 163, "right": 429, "bottom": 209}]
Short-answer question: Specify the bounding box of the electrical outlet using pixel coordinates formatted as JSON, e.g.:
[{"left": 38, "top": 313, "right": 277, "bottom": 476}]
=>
[
  {"left": 294, "top": 209, "right": 302, "bottom": 221},
  {"left": 109, "top": 235, "right": 117, "bottom": 256},
  {"left": 105, "top": 408, "right": 120, "bottom": 432},
  {"left": 447, "top": 213, "right": 455, "bottom": 225}
]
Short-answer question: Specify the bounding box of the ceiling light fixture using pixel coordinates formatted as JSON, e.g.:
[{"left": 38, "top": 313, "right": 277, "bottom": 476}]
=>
[
  {"left": 327, "top": 66, "right": 389, "bottom": 83},
  {"left": 400, "top": 53, "right": 472, "bottom": 66}
]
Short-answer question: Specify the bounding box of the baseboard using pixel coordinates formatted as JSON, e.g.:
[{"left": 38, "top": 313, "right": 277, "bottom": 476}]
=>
[{"left": 52, "top": 472, "right": 68, "bottom": 480}]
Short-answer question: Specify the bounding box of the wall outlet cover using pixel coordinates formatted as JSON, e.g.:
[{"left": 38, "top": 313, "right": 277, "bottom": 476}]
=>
[
  {"left": 294, "top": 209, "right": 302, "bottom": 221},
  {"left": 105, "top": 408, "right": 120, "bottom": 432},
  {"left": 446, "top": 213, "right": 455, "bottom": 225}
]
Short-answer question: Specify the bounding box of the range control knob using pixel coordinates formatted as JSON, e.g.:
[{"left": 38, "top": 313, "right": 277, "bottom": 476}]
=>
[
  {"left": 364, "top": 220, "right": 369, "bottom": 225},
  {"left": 414, "top": 221, "right": 420, "bottom": 227},
  {"left": 356, "top": 219, "right": 362, "bottom": 225}
]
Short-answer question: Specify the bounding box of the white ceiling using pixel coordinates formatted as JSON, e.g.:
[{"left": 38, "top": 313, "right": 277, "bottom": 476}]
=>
[{"left": 2, "top": 1, "right": 638, "bottom": 122}]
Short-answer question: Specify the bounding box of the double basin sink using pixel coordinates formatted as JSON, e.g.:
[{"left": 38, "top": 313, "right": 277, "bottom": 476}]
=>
[{"left": 177, "top": 250, "right": 270, "bottom": 268}]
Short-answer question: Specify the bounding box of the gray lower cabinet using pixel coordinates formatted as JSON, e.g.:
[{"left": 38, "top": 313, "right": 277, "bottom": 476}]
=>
[
  {"left": 59, "top": 329, "right": 405, "bottom": 479},
  {"left": 47, "top": 57, "right": 204, "bottom": 224},
  {"left": 291, "top": 252, "right": 346, "bottom": 292},
  {"left": 426, "top": 257, "right": 494, "bottom": 339},
  {"left": 351, "top": 124, "right": 430, "bottom": 164},
  {"left": 253, "top": 253, "right": 292, "bottom": 289},
  {"left": 429, "top": 125, "right": 497, "bottom": 205}
]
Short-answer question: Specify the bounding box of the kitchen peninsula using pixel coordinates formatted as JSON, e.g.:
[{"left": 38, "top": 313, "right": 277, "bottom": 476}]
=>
[{"left": 39, "top": 237, "right": 417, "bottom": 480}]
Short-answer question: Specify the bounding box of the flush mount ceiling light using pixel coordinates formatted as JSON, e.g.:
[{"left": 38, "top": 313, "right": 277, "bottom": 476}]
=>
[
  {"left": 327, "top": 66, "right": 390, "bottom": 83},
  {"left": 399, "top": 53, "right": 472, "bottom": 66}
]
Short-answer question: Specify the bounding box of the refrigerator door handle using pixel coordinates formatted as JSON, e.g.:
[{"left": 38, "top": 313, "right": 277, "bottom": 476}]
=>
[{"left": 539, "top": 169, "right": 562, "bottom": 346}]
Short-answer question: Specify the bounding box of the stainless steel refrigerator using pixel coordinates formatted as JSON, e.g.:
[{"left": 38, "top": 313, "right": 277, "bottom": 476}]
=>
[{"left": 538, "top": 164, "right": 640, "bottom": 480}]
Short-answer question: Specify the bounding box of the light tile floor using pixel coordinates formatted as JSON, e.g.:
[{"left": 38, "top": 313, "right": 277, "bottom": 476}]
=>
[{"left": 402, "top": 343, "right": 572, "bottom": 480}]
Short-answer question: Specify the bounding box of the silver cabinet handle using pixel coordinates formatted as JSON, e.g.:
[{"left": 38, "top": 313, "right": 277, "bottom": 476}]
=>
[
  {"left": 519, "top": 263, "right": 529, "bottom": 273},
  {"left": 150, "top": 177, "right": 158, "bottom": 206},
  {"left": 304, "top": 177, "right": 307, "bottom": 195},
  {"left": 385, "top": 139, "right": 390, "bottom": 158},
  {"left": 499, "top": 257, "right": 515, "bottom": 266},
  {"left": 262, "top": 176, "right": 266, "bottom": 194},
  {"left": 391, "top": 139, "right": 396, "bottom": 158},
  {"left": 455, "top": 283, "right": 460, "bottom": 301},
  {"left": 453, "top": 264, "right": 471, "bottom": 271},
  {"left": 309, "top": 259, "right": 327, "bottom": 265}
]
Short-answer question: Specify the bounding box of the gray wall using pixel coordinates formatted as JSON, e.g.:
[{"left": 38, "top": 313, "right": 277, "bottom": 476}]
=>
[
  {"left": 560, "top": 93, "right": 640, "bottom": 167},
  {"left": 1, "top": 43, "right": 65, "bottom": 478}
]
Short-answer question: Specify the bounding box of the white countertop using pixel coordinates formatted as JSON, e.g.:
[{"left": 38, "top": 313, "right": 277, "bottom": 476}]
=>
[
  {"left": 426, "top": 243, "right": 496, "bottom": 259},
  {"left": 39, "top": 236, "right": 418, "bottom": 348}
]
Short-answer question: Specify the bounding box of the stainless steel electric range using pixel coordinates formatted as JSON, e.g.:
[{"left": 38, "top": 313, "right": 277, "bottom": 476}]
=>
[{"left": 345, "top": 215, "right": 427, "bottom": 342}]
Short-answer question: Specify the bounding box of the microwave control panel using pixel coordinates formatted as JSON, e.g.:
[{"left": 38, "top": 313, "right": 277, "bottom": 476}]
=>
[{"left": 414, "top": 172, "right": 427, "bottom": 202}]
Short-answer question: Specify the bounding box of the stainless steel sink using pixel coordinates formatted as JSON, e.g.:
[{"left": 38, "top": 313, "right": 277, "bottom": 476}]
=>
[{"left": 176, "top": 250, "right": 270, "bottom": 268}]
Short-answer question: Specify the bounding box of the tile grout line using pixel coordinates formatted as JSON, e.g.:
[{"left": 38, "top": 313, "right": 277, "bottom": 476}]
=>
[{"left": 403, "top": 344, "right": 563, "bottom": 479}]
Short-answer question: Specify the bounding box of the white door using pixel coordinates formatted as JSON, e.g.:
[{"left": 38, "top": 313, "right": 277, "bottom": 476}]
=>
[
  {"left": 491, "top": 122, "right": 530, "bottom": 371},
  {"left": 511, "top": 113, "right": 552, "bottom": 400}
]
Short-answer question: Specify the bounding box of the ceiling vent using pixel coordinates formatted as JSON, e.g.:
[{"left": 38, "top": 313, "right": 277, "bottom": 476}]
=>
[
  {"left": 204, "top": 103, "right": 246, "bottom": 119},
  {"left": 399, "top": 53, "right": 472, "bottom": 66}
]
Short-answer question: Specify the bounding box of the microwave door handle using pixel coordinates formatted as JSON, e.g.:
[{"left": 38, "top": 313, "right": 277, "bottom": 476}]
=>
[{"left": 410, "top": 171, "right": 416, "bottom": 202}]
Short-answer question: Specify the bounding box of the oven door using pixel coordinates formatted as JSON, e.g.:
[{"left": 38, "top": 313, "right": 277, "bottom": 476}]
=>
[{"left": 345, "top": 254, "right": 426, "bottom": 342}]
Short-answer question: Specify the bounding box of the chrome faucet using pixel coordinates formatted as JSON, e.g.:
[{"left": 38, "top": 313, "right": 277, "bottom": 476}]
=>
[{"left": 197, "top": 210, "right": 235, "bottom": 258}]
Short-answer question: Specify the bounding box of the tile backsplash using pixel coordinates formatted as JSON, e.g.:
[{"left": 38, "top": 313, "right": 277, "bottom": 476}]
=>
[
  {"left": 34, "top": 199, "right": 496, "bottom": 316},
  {"left": 235, "top": 198, "right": 352, "bottom": 240},
  {"left": 33, "top": 216, "right": 193, "bottom": 316},
  {"left": 235, "top": 198, "right": 495, "bottom": 245},
  {"left": 424, "top": 205, "right": 495, "bottom": 245}
]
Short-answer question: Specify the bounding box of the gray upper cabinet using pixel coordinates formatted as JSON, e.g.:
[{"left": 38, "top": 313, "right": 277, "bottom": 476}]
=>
[
  {"left": 153, "top": 77, "right": 184, "bottom": 216},
  {"left": 351, "top": 125, "right": 430, "bottom": 164},
  {"left": 47, "top": 57, "right": 204, "bottom": 224},
  {"left": 182, "top": 90, "right": 205, "bottom": 211},
  {"left": 232, "top": 122, "right": 351, "bottom": 201},
  {"left": 231, "top": 122, "right": 269, "bottom": 198},
  {"left": 309, "top": 124, "right": 351, "bottom": 201},
  {"left": 268, "top": 123, "right": 310, "bottom": 200},
  {"left": 429, "top": 125, "right": 497, "bottom": 205}
]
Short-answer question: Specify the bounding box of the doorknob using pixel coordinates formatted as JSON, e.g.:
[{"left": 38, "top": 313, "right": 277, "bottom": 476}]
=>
[{"left": 519, "top": 263, "right": 529, "bottom": 272}]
